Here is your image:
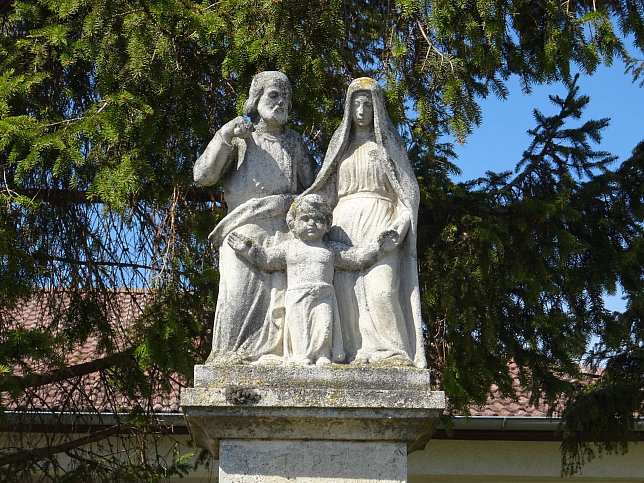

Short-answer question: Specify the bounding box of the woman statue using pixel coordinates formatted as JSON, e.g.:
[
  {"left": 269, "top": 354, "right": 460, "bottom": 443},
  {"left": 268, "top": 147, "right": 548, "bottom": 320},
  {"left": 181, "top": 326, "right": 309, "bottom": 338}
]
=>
[
  {"left": 194, "top": 71, "right": 316, "bottom": 363},
  {"left": 304, "top": 77, "right": 427, "bottom": 368}
]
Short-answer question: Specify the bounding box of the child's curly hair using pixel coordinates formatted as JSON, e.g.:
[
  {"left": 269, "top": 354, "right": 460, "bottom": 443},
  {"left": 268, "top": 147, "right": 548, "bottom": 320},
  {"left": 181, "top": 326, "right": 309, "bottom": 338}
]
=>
[{"left": 286, "top": 194, "right": 333, "bottom": 233}]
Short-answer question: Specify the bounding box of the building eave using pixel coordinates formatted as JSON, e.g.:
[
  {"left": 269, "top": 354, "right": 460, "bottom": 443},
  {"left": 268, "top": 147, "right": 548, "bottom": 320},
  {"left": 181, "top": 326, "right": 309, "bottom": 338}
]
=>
[{"left": 2, "top": 411, "right": 641, "bottom": 443}]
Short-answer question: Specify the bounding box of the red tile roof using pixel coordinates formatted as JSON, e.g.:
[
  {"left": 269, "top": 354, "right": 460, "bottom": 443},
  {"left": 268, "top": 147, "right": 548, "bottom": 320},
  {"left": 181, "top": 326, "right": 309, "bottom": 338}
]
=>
[
  {"left": 4, "top": 289, "right": 568, "bottom": 419},
  {"left": 470, "top": 364, "right": 549, "bottom": 417},
  {"left": 3, "top": 289, "right": 182, "bottom": 415}
]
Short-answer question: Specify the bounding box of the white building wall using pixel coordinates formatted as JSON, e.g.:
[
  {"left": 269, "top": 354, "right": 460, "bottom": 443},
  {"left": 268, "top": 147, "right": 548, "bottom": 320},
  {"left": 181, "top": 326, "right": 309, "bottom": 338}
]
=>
[
  {"left": 409, "top": 439, "right": 644, "bottom": 482},
  {"left": 2, "top": 432, "right": 642, "bottom": 481}
]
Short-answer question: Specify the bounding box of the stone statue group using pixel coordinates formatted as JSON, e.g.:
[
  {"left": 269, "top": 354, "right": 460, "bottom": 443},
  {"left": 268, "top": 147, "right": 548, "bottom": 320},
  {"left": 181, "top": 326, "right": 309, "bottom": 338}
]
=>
[{"left": 194, "top": 72, "right": 426, "bottom": 369}]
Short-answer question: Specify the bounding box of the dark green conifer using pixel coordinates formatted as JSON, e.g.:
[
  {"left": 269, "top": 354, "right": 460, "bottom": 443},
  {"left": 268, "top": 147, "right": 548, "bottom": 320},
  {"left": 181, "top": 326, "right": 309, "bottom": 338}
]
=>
[{"left": 0, "top": 0, "right": 642, "bottom": 478}]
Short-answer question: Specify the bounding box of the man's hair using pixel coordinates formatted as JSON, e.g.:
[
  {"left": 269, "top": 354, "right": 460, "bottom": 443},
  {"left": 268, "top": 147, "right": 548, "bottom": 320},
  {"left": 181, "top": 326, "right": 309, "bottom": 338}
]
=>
[
  {"left": 286, "top": 194, "right": 333, "bottom": 233},
  {"left": 242, "top": 71, "right": 292, "bottom": 122}
]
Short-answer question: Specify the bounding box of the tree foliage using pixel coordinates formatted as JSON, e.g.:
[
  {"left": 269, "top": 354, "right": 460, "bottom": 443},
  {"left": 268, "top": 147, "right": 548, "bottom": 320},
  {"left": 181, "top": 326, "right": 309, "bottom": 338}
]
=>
[{"left": 0, "top": 0, "right": 642, "bottom": 479}]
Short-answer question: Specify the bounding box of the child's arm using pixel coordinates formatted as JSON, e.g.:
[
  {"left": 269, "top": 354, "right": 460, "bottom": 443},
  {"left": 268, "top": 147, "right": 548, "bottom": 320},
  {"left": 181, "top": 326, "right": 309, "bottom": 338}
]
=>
[
  {"left": 331, "top": 229, "right": 398, "bottom": 270},
  {"left": 227, "top": 232, "right": 287, "bottom": 272}
]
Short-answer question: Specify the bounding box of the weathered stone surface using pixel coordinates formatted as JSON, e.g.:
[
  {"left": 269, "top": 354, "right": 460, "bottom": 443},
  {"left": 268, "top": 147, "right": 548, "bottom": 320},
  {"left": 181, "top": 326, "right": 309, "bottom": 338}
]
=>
[
  {"left": 219, "top": 440, "right": 407, "bottom": 483},
  {"left": 193, "top": 71, "right": 316, "bottom": 364},
  {"left": 303, "top": 77, "right": 427, "bottom": 368},
  {"left": 227, "top": 194, "right": 398, "bottom": 366},
  {"left": 185, "top": 76, "right": 448, "bottom": 481},
  {"left": 181, "top": 364, "right": 445, "bottom": 458},
  {"left": 193, "top": 362, "right": 433, "bottom": 389},
  {"left": 194, "top": 75, "right": 429, "bottom": 369},
  {"left": 187, "top": 363, "right": 441, "bottom": 409}
]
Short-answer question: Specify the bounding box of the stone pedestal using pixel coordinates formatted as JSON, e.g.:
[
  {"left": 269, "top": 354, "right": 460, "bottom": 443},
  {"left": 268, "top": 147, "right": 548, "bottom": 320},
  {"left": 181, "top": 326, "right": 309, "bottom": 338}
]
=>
[
  {"left": 181, "top": 364, "right": 445, "bottom": 482},
  {"left": 219, "top": 440, "right": 407, "bottom": 482}
]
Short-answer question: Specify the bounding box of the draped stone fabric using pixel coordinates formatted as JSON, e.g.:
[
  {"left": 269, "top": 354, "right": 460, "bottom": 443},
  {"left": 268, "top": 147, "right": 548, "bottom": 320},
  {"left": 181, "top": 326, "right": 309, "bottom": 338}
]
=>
[
  {"left": 194, "top": 72, "right": 315, "bottom": 362},
  {"left": 305, "top": 77, "right": 427, "bottom": 369},
  {"left": 194, "top": 73, "right": 425, "bottom": 368}
]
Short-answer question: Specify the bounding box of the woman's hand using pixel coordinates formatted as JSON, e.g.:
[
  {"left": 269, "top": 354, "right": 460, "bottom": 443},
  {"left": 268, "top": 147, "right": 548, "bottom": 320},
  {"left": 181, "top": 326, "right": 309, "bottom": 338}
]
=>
[
  {"left": 377, "top": 229, "right": 400, "bottom": 252},
  {"left": 387, "top": 212, "right": 411, "bottom": 242}
]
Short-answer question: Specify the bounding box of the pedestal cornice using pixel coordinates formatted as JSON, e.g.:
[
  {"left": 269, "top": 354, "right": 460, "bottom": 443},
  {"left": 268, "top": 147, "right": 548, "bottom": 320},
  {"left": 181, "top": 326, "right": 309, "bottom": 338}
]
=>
[{"left": 181, "top": 364, "right": 445, "bottom": 458}]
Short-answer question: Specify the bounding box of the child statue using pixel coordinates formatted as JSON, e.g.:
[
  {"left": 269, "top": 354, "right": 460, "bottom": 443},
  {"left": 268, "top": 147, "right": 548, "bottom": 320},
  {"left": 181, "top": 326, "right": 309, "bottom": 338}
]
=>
[{"left": 227, "top": 194, "right": 400, "bottom": 366}]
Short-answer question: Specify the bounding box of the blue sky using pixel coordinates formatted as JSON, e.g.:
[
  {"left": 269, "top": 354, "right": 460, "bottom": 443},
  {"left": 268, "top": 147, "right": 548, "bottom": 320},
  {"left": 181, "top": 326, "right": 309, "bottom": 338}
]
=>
[
  {"left": 452, "top": 61, "right": 642, "bottom": 312},
  {"left": 453, "top": 61, "right": 642, "bottom": 181}
]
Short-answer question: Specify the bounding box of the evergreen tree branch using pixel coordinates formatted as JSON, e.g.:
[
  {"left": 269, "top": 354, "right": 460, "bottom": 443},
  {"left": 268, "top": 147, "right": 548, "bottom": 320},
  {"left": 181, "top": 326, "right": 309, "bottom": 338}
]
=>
[
  {"left": 14, "top": 348, "right": 136, "bottom": 391},
  {"left": 41, "top": 255, "right": 155, "bottom": 273},
  {"left": 1, "top": 0, "right": 642, "bottom": 477},
  {"left": 0, "top": 426, "right": 122, "bottom": 466},
  {"left": 1, "top": 187, "right": 222, "bottom": 205}
]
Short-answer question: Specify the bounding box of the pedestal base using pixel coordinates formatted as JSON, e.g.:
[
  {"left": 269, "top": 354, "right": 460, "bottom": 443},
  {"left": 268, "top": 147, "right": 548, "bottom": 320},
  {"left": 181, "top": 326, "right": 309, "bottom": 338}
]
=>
[
  {"left": 181, "top": 364, "right": 445, "bottom": 481},
  {"left": 220, "top": 440, "right": 407, "bottom": 482}
]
